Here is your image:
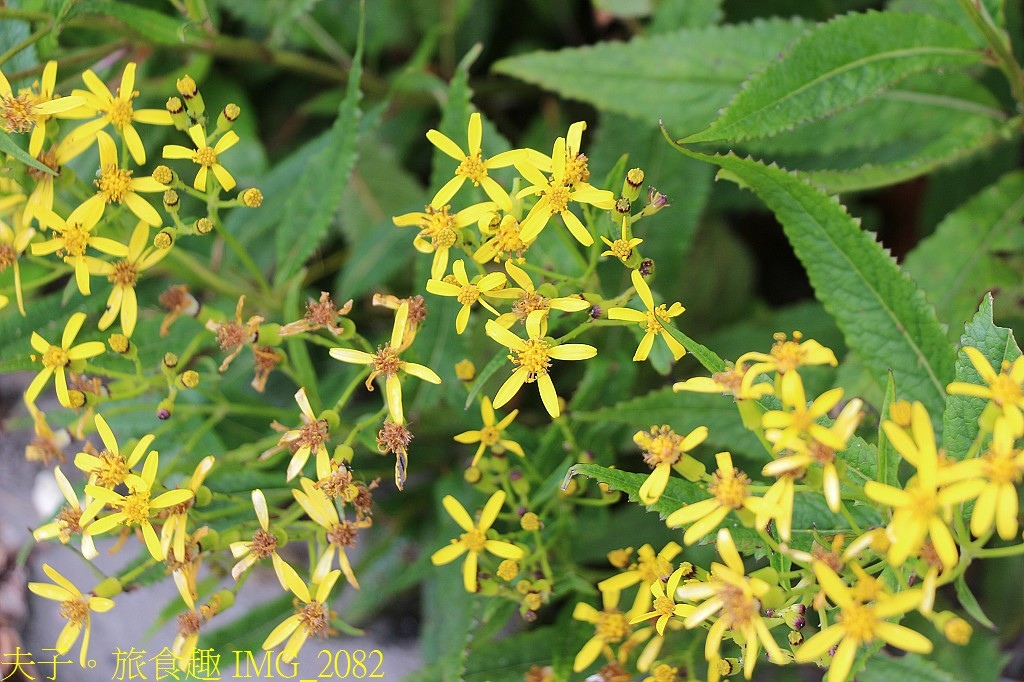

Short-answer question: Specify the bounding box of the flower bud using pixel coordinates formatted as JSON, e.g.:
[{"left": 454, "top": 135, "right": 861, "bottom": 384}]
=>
[
  {"left": 163, "top": 189, "right": 180, "bottom": 213},
  {"left": 93, "top": 577, "right": 122, "bottom": 599},
  {"left": 176, "top": 75, "right": 205, "bottom": 118},
  {"left": 217, "top": 103, "right": 240, "bottom": 133},
  {"left": 622, "top": 168, "right": 644, "bottom": 202},
  {"left": 454, "top": 358, "right": 475, "bottom": 382},
  {"left": 179, "top": 370, "right": 200, "bottom": 388},
  {"left": 241, "top": 188, "right": 263, "bottom": 208},
  {"left": 152, "top": 165, "right": 174, "bottom": 185},
  {"left": 154, "top": 229, "right": 174, "bottom": 249},
  {"left": 520, "top": 512, "right": 541, "bottom": 532},
  {"left": 108, "top": 334, "right": 130, "bottom": 354},
  {"left": 166, "top": 96, "right": 189, "bottom": 131},
  {"left": 195, "top": 218, "right": 214, "bottom": 235}
]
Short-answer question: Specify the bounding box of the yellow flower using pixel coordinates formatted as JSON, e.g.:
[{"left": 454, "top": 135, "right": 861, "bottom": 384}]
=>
[
  {"left": 736, "top": 331, "right": 837, "bottom": 377},
  {"left": 600, "top": 221, "right": 643, "bottom": 263},
  {"left": 73, "top": 414, "right": 152, "bottom": 489},
  {"left": 629, "top": 564, "right": 696, "bottom": 635},
  {"left": 160, "top": 455, "right": 214, "bottom": 563},
  {"left": 0, "top": 62, "right": 85, "bottom": 150},
  {"left": 794, "top": 561, "right": 931, "bottom": 682},
  {"left": 675, "top": 529, "right": 787, "bottom": 678},
  {"left": 607, "top": 269, "right": 686, "bottom": 362},
  {"left": 634, "top": 425, "right": 708, "bottom": 505},
  {"left": 28, "top": 563, "right": 115, "bottom": 667},
  {"left": 488, "top": 259, "right": 590, "bottom": 334},
  {"left": 0, "top": 216, "right": 34, "bottom": 315},
  {"left": 23, "top": 135, "right": 96, "bottom": 225},
  {"left": 277, "top": 387, "right": 332, "bottom": 481},
  {"left": 665, "top": 451, "right": 762, "bottom": 545},
  {"left": 31, "top": 204, "right": 130, "bottom": 295},
  {"left": 970, "top": 417, "right": 1024, "bottom": 539},
  {"left": 394, "top": 202, "right": 495, "bottom": 280},
  {"left": 425, "top": 259, "right": 506, "bottom": 334},
  {"left": 25, "top": 312, "right": 106, "bottom": 408},
  {"left": 329, "top": 301, "right": 441, "bottom": 424},
  {"left": 230, "top": 489, "right": 304, "bottom": 591},
  {"left": 94, "top": 221, "right": 169, "bottom": 337},
  {"left": 77, "top": 130, "right": 166, "bottom": 226},
  {"left": 571, "top": 589, "right": 648, "bottom": 672},
  {"left": 84, "top": 451, "right": 194, "bottom": 560},
  {"left": 454, "top": 395, "right": 525, "bottom": 466},
  {"left": 473, "top": 212, "right": 530, "bottom": 264},
  {"left": 761, "top": 372, "right": 846, "bottom": 452},
  {"left": 33, "top": 465, "right": 98, "bottom": 559},
  {"left": 598, "top": 542, "right": 685, "bottom": 614},
  {"left": 515, "top": 134, "right": 615, "bottom": 246},
  {"left": 163, "top": 123, "right": 240, "bottom": 192},
  {"left": 864, "top": 401, "right": 985, "bottom": 570},
  {"left": 485, "top": 309, "right": 597, "bottom": 419},
  {"left": 262, "top": 569, "right": 341, "bottom": 663},
  {"left": 947, "top": 346, "right": 1024, "bottom": 436},
  {"left": 673, "top": 362, "right": 773, "bottom": 401},
  {"left": 70, "top": 61, "right": 174, "bottom": 164},
  {"left": 293, "top": 478, "right": 369, "bottom": 589},
  {"left": 427, "top": 112, "right": 523, "bottom": 212},
  {"left": 431, "top": 490, "right": 524, "bottom": 592}
]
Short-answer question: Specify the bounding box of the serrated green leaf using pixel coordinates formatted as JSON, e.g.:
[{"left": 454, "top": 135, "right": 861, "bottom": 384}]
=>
[
  {"left": 860, "top": 652, "right": 957, "bottom": 682},
  {"left": 677, "top": 150, "right": 953, "bottom": 427},
  {"left": 684, "top": 11, "right": 983, "bottom": 144},
  {"left": 274, "top": 21, "right": 363, "bottom": 285},
  {"left": 572, "top": 386, "right": 765, "bottom": 458},
  {"left": 493, "top": 17, "right": 809, "bottom": 133},
  {"left": 955, "top": 574, "right": 998, "bottom": 630},
  {"left": 942, "top": 294, "right": 1022, "bottom": 459},
  {"left": 904, "top": 171, "right": 1024, "bottom": 333}
]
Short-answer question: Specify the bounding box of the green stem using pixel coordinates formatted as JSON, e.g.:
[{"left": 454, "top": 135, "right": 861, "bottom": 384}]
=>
[
  {"left": 976, "top": 542, "right": 1024, "bottom": 558},
  {"left": 957, "top": 0, "right": 1024, "bottom": 109},
  {"left": 0, "top": 23, "right": 52, "bottom": 68}
]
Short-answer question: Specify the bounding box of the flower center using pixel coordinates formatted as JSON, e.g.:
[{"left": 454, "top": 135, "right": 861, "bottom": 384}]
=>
[
  {"left": 709, "top": 467, "right": 751, "bottom": 509},
  {"left": 108, "top": 95, "right": 136, "bottom": 128},
  {"left": 177, "top": 611, "right": 202, "bottom": 636},
  {"left": 563, "top": 154, "right": 590, "bottom": 186},
  {"left": 57, "top": 506, "right": 83, "bottom": 540},
  {"left": 433, "top": 225, "right": 457, "bottom": 250},
  {"left": 460, "top": 528, "right": 487, "bottom": 552},
  {"left": 193, "top": 146, "right": 217, "bottom": 168},
  {"left": 512, "top": 292, "right": 549, "bottom": 321},
  {"left": 607, "top": 238, "right": 633, "bottom": 261},
  {"left": 28, "top": 148, "right": 60, "bottom": 181},
  {"left": 837, "top": 602, "right": 876, "bottom": 643},
  {"left": 251, "top": 528, "right": 278, "bottom": 559},
  {"left": 644, "top": 310, "right": 666, "bottom": 334},
  {"left": 96, "top": 164, "right": 134, "bottom": 203},
  {"left": 42, "top": 345, "right": 69, "bottom": 369},
  {"left": 988, "top": 372, "right": 1022, "bottom": 408},
  {"left": 59, "top": 598, "right": 90, "bottom": 625},
  {"left": 639, "top": 426, "right": 684, "bottom": 467},
  {"left": 653, "top": 595, "right": 676, "bottom": 617},
  {"left": 215, "top": 322, "right": 247, "bottom": 350},
  {"left": 119, "top": 488, "right": 152, "bottom": 525},
  {"left": 1, "top": 93, "right": 35, "bottom": 133},
  {"left": 511, "top": 338, "right": 552, "bottom": 381},
  {"left": 0, "top": 243, "right": 16, "bottom": 271},
  {"left": 808, "top": 441, "right": 835, "bottom": 466},
  {"left": 299, "top": 602, "right": 329, "bottom": 636},
  {"left": 109, "top": 260, "right": 139, "bottom": 287},
  {"left": 637, "top": 554, "right": 673, "bottom": 583},
  {"left": 372, "top": 345, "right": 402, "bottom": 377},
  {"left": 61, "top": 224, "right": 90, "bottom": 258},
  {"left": 716, "top": 582, "right": 758, "bottom": 630},
  {"left": 905, "top": 479, "right": 938, "bottom": 517},
  {"left": 456, "top": 283, "right": 481, "bottom": 306},
  {"left": 595, "top": 609, "right": 631, "bottom": 643},
  {"left": 94, "top": 451, "right": 128, "bottom": 488},
  {"left": 983, "top": 450, "right": 1022, "bottom": 485},
  {"left": 327, "top": 521, "right": 359, "bottom": 548},
  {"left": 299, "top": 419, "right": 329, "bottom": 452},
  {"left": 479, "top": 425, "right": 500, "bottom": 447},
  {"left": 456, "top": 152, "right": 487, "bottom": 184},
  {"left": 544, "top": 184, "right": 570, "bottom": 214}
]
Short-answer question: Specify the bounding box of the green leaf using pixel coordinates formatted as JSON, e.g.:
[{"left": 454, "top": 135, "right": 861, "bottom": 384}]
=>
[
  {"left": 0, "top": 130, "right": 56, "bottom": 176},
  {"left": 493, "top": 17, "right": 809, "bottom": 133},
  {"left": 903, "top": 171, "right": 1024, "bottom": 333},
  {"left": 572, "top": 386, "right": 765, "bottom": 458},
  {"left": 955, "top": 574, "right": 998, "bottom": 630},
  {"left": 66, "top": 1, "right": 187, "bottom": 44},
  {"left": 273, "top": 17, "right": 363, "bottom": 286},
  {"left": 889, "top": 0, "right": 1006, "bottom": 44},
  {"left": 876, "top": 371, "right": 899, "bottom": 487},
  {"left": 942, "top": 294, "right": 1022, "bottom": 459},
  {"left": 683, "top": 11, "right": 983, "bottom": 144},
  {"left": 859, "top": 652, "right": 957, "bottom": 682},
  {"left": 677, "top": 150, "right": 953, "bottom": 426}
]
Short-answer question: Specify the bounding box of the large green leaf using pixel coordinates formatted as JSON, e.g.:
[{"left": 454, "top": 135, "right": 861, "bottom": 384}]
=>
[
  {"left": 683, "top": 11, "right": 983, "bottom": 144},
  {"left": 942, "top": 294, "right": 1021, "bottom": 459},
  {"left": 273, "top": 22, "right": 363, "bottom": 286},
  {"left": 903, "top": 171, "right": 1024, "bottom": 334},
  {"left": 0, "top": 131, "right": 56, "bottom": 176},
  {"left": 676, "top": 151, "right": 953, "bottom": 424},
  {"left": 860, "top": 652, "right": 957, "bottom": 682},
  {"left": 492, "top": 17, "right": 809, "bottom": 133}
]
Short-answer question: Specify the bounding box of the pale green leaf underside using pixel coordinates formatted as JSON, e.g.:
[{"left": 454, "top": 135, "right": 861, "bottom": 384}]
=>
[
  {"left": 904, "top": 171, "right": 1024, "bottom": 335},
  {"left": 493, "top": 17, "right": 809, "bottom": 133},
  {"left": 942, "top": 294, "right": 1022, "bottom": 459},
  {"left": 684, "top": 11, "right": 983, "bottom": 144},
  {"left": 695, "top": 153, "right": 952, "bottom": 424}
]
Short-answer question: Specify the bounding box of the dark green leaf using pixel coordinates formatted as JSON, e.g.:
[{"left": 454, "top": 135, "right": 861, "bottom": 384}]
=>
[
  {"left": 955, "top": 574, "right": 998, "bottom": 630},
  {"left": 860, "top": 652, "right": 957, "bottom": 682},
  {"left": 0, "top": 130, "right": 56, "bottom": 175}
]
